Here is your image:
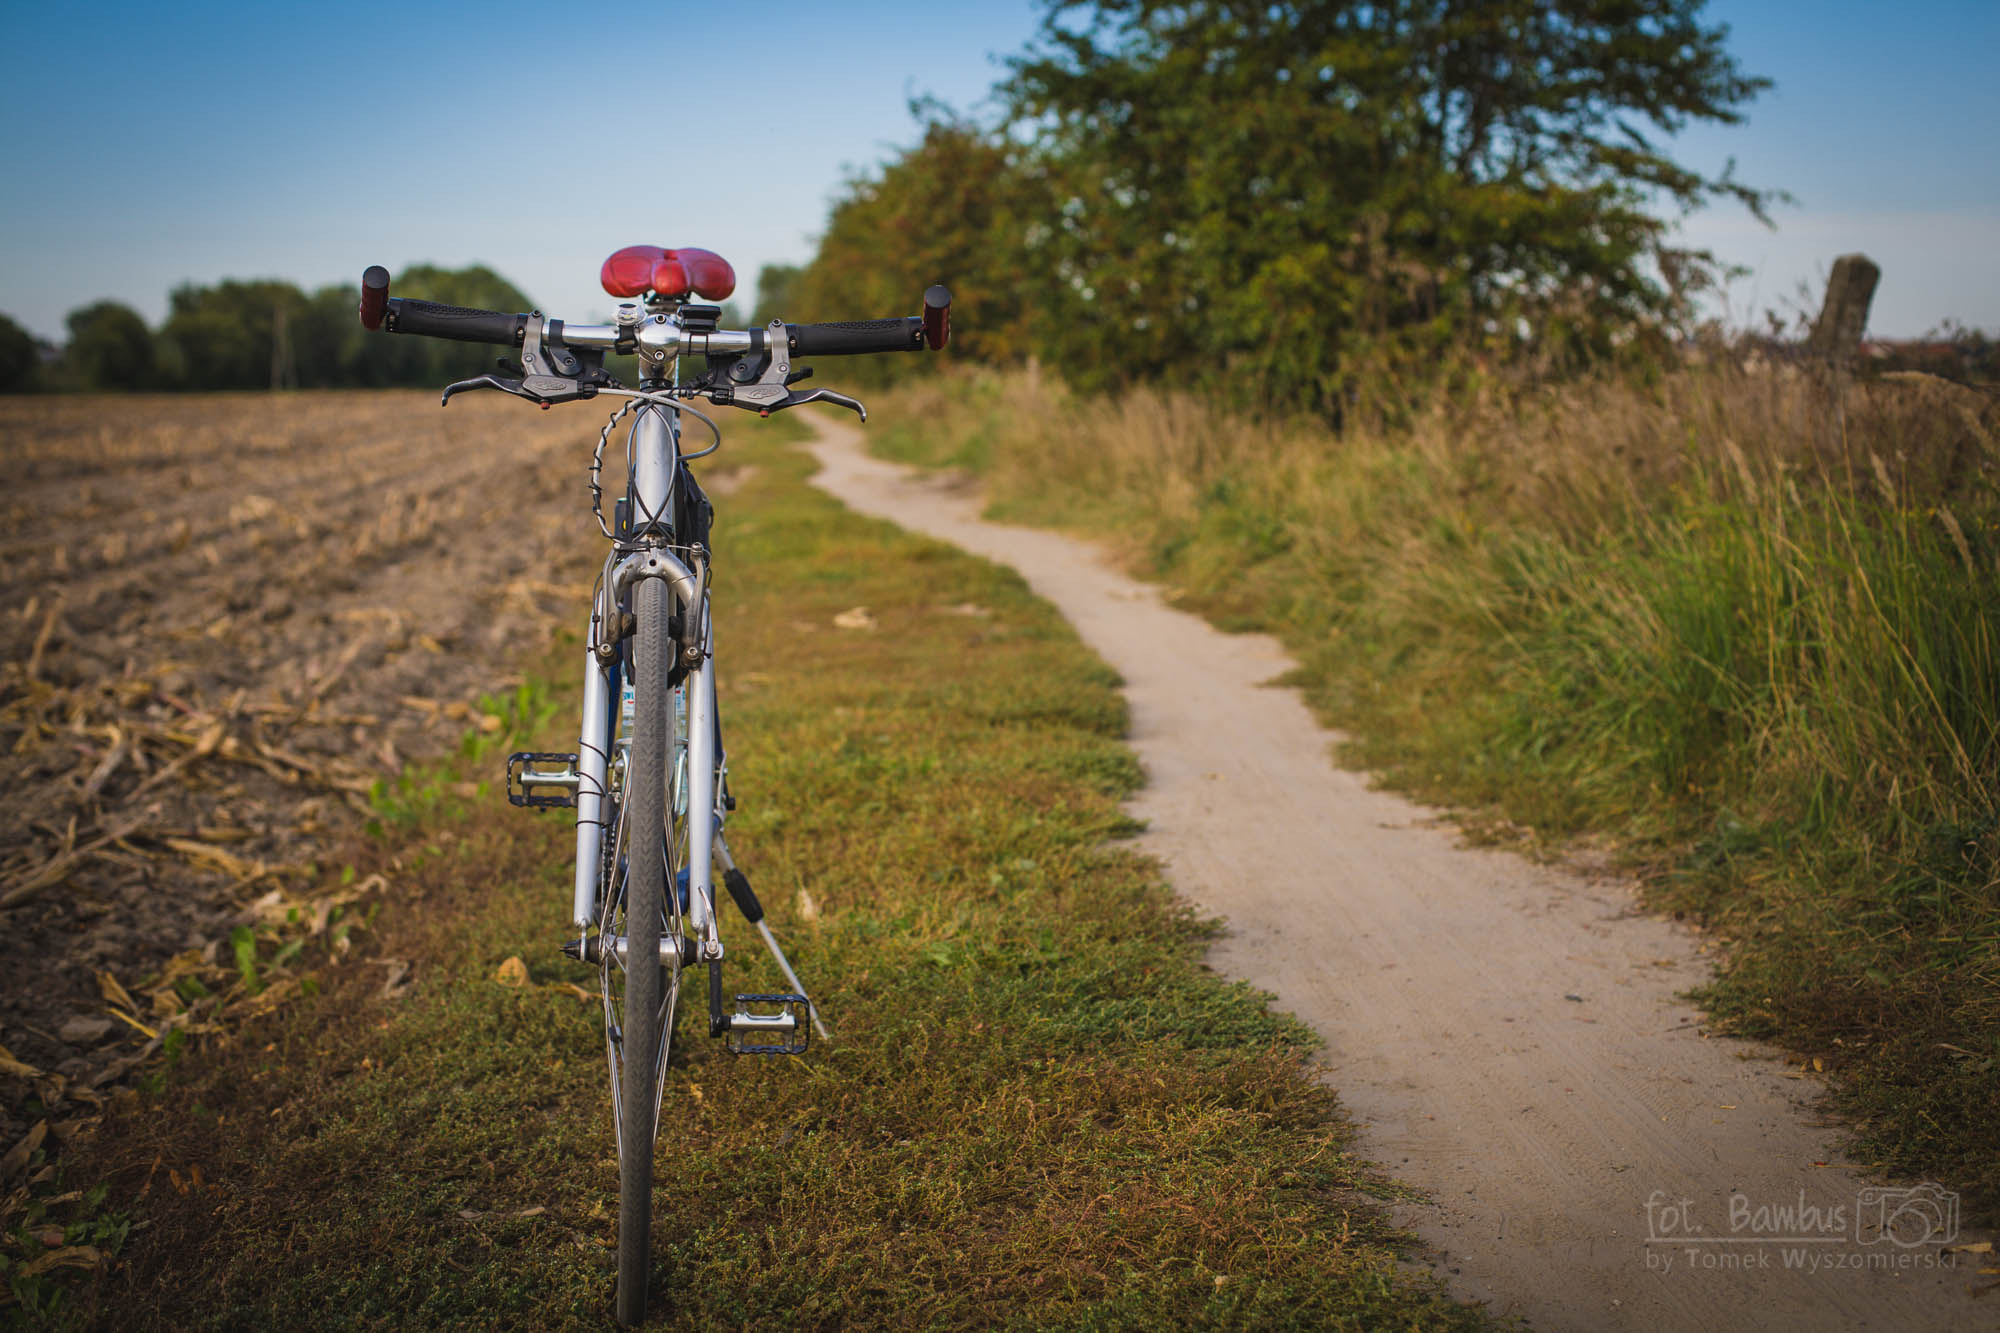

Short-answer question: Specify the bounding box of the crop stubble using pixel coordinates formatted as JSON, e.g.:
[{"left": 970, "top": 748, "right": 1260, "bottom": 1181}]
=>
[{"left": 0, "top": 390, "right": 616, "bottom": 1149}]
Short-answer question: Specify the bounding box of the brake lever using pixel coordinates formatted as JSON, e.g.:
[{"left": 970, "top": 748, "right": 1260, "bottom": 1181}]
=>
[
  {"left": 442, "top": 318, "right": 606, "bottom": 407},
  {"left": 441, "top": 372, "right": 597, "bottom": 408},
  {"left": 705, "top": 382, "right": 867, "bottom": 421},
  {"left": 701, "top": 318, "right": 869, "bottom": 420},
  {"left": 783, "top": 387, "right": 868, "bottom": 421},
  {"left": 442, "top": 373, "right": 530, "bottom": 405}
]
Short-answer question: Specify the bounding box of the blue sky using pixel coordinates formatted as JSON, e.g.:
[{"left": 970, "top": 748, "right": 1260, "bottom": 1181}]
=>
[{"left": 2, "top": 0, "right": 1994, "bottom": 341}]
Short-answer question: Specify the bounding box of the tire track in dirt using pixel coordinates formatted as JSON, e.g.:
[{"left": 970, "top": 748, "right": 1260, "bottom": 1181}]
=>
[
  {"left": 7, "top": 399, "right": 577, "bottom": 634},
  {"left": 805, "top": 416, "right": 1991, "bottom": 1332}
]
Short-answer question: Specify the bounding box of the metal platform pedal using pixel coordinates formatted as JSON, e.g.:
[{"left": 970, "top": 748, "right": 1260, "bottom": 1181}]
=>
[
  {"left": 506, "top": 751, "right": 579, "bottom": 809},
  {"left": 725, "top": 993, "right": 810, "bottom": 1056}
]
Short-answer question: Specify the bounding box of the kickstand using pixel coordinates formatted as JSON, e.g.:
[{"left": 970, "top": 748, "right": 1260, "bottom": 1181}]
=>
[
  {"left": 716, "top": 835, "right": 831, "bottom": 1042},
  {"left": 754, "top": 919, "right": 831, "bottom": 1043}
]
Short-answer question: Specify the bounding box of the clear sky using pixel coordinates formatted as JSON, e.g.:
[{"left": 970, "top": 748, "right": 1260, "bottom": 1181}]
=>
[{"left": 2, "top": 0, "right": 1994, "bottom": 342}]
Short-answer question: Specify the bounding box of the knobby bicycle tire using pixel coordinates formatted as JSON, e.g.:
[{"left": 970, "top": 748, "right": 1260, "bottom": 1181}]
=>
[{"left": 615, "top": 576, "right": 674, "bottom": 1325}]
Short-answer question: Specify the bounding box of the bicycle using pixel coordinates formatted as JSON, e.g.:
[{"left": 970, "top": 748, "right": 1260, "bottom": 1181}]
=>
[{"left": 356, "top": 246, "right": 951, "bottom": 1325}]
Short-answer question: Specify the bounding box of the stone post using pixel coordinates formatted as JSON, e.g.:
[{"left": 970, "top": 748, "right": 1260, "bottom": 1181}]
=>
[{"left": 1807, "top": 254, "right": 1880, "bottom": 360}]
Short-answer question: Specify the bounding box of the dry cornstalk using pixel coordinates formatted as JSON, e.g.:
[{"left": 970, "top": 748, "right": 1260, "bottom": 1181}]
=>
[
  {"left": 79, "top": 726, "right": 131, "bottom": 800},
  {"left": 0, "top": 810, "right": 154, "bottom": 911},
  {"left": 125, "top": 719, "right": 227, "bottom": 799},
  {"left": 161, "top": 836, "right": 264, "bottom": 881},
  {"left": 24, "top": 599, "right": 61, "bottom": 682},
  {"left": 307, "top": 636, "right": 370, "bottom": 703}
]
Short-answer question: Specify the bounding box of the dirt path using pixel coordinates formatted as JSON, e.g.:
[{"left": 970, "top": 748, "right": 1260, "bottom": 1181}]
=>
[{"left": 805, "top": 417, "right": 1990, "bottom": 1331}]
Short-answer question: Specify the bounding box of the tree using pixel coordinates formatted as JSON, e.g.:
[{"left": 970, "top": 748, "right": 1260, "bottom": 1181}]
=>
[
  {"left": 159, "top": 281, "right": 305, "bottom": 389},
  {"left": 794, "top": 115, "right": 1046, "bottom": 383},
  {"left": 751, "top": 264, "right": 804, "bottom": 328},
  {"left": 997, "top": 0, "right": 1777, "bottom": 407},
  {"left": 160, "top": 265, "right": 533, "bottom": 390},
  {"left": 0, "top": 314, "right": 41, "bottom": 392},
  {"left": 65, "top": 301, "right": 155, "bottom": 390}
]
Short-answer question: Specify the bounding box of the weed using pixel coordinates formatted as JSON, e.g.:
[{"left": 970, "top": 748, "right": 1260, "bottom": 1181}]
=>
[
  {"left": 875, "top": 362, "right": 2000, "bottom": 1217},
  {"left": 227, "top": 925, "right": 259, "bottom": 994},
  {"left": 1, "top": 1170, "right": 132, "bottom": 1328}
]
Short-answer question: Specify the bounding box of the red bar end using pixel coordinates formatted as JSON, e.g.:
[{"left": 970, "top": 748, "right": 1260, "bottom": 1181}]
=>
[
  {"left": 359, "top": 266, "right": 390, "bottom": 331},
  {"left": 922, "top": 284, "right": 951, "bottom": 350}
]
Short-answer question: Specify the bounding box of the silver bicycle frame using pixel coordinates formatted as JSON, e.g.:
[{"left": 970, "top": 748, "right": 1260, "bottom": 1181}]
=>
[
  {"left": 559, "top": 348, "right": 825, "bottom": 1046},
  {"left": 572, "top": 401, "right": 696, "bottom": 929}
]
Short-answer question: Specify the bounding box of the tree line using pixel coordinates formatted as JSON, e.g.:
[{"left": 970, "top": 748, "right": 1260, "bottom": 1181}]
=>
[
  {"left": 789, "top": 0, "right": 1780, "bottom": 415},
  {"left": 8, "top": 1, "right": 1783, "bottom": 411},
  {"left": 0, "top": 265, "right": 532, "bottom": 393}
]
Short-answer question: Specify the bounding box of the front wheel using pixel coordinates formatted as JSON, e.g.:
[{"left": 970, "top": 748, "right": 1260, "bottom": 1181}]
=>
[{"left": 608, "top": 575, "right": 681, "bottom": 1326}]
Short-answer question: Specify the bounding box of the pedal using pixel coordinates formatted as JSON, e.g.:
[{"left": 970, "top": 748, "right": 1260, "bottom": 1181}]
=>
[
  {"left": 506, "top": 751, "right": 579, "bottom": 809},
  {"left": 726, "top": 993, "right": 809, "bottom": 1056}
]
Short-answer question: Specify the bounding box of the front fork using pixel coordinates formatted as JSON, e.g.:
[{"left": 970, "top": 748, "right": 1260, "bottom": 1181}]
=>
[
  {"left": 571, "top": 630, "right": 615, "bottom": 930},
  {"left": 568, "top": 541, "right": 820, "bottom": 1051},
  {"left": 572, "top": 548, "right": 713, "bottom": 933},
  {"left": 684, "top": 636, "right": 727, "bottom": 1034}
]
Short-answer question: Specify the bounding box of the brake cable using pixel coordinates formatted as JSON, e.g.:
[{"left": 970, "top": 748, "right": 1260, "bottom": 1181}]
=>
[{"left": 589, "top": 389, "right": 723, "bottom": 542}]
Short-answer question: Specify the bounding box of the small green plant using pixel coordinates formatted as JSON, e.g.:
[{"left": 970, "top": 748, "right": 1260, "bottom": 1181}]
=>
[
  {"left": 3, "top": 1175, "right": 132, "bottom": 1323},
  {"left": 228, "top": 924, "right": 259, "bottom": 993}
]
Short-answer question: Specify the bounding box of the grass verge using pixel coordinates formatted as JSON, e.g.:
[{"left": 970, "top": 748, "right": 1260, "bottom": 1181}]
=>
[
  {"left": 34, "top": 423, "right": 1486, "bottom": 1329},
  {"left": 872, "top": 365, "right": 2000, "bottom": 1222}
]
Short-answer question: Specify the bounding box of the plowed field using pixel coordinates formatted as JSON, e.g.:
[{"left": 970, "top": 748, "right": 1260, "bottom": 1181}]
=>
[{"left": 0, "top": 391, "right": 620, "bottom": 1145}]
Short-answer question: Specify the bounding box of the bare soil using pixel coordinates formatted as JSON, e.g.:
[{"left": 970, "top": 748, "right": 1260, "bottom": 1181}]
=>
[
  {"left": 807, "top": 416, "right": 1996, "bottom": 1332},
  {"left": 0, "top": 391, "right": 621, "bottom": 1145}
]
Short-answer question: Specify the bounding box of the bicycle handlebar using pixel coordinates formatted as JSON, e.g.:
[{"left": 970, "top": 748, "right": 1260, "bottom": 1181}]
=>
[
  {"left": 787, "top": 318, "right": 924, "bottom": 355},
  {"left": 391, "top": 300, "right": 529, "bottom": 346},
  {"left": 355, "top": 266, "right": 949, "bottom": 419},
  {"left": 355, "top": 268, "right": 952, "bottom": 358},
  {"left": 776, "top": 285, "right": 952, "bottom": 356}
]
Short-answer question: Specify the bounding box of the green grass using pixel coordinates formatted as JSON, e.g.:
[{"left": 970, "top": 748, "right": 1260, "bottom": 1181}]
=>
[
  {"left": 872, "top": 366, "right": 2000, "bottom": 1222},
  {"left": 48, "top": 423, "right": 1486, "bottom": 1330}
]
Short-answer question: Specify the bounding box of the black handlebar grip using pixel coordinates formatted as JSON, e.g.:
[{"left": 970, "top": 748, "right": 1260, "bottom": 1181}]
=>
[
  {"left": 384, "top": 298, "right": 526, "bottom": 346},
  {"left": 359, "top": 266, "right": 390, "bottom": 331},
  {"left": 922, "top": 285, "right": 952, "bottom": 350},
  {"left": 786, "top": 317, "right": 925, "bottom": 356}
]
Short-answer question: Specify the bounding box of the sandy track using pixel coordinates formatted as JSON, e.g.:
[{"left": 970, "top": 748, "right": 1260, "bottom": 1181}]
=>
[{"left": 806, "top": 417, "right": 1990, "bottom": 1331}]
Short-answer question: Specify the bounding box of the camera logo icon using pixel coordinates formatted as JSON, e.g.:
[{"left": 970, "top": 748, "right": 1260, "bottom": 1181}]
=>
[{"left": 1855, "top": 1183, "right": 1959, "bottom": 1247}]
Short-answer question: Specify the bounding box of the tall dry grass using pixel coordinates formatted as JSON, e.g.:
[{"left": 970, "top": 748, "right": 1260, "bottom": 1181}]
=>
[{"left": 875, "top": 361, "right": 2000, "bottom": 1213}]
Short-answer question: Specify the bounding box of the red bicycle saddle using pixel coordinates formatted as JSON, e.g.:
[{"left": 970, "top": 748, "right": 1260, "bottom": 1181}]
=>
[{"left": 600, "top": 245, "right": 736, "bottom": 302}]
